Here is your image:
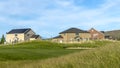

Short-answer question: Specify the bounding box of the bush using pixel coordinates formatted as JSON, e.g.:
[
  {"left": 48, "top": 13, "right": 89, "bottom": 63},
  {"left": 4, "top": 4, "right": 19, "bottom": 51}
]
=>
[{"left": 0, "top": 35, "right": 5, "bottom": 44}]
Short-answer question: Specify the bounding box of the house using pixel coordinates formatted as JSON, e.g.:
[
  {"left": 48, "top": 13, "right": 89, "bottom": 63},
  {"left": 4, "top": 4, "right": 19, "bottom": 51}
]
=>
[
  {"left": 30, "top": 35, "right": 41, "bottom": 41},
  {"left": 104, "top": 30, "right": 120, "bottom": 40},
  {"left": 52, "top": 28, "right": 91, "bottom": 43},
  {"left": 89, "top": 28, "right": 105, "bottom": 40},
  {"left": 6, "top": 28, "right": 41, "bottom": 43},
  {"left": 52, "top": 35, "right": 63, "bottom": 43}
]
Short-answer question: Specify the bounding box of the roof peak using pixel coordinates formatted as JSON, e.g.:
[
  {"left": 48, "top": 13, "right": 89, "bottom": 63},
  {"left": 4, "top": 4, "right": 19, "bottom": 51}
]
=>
[{"left": 59, "top": 27, "right": 89, "bottom": 34}]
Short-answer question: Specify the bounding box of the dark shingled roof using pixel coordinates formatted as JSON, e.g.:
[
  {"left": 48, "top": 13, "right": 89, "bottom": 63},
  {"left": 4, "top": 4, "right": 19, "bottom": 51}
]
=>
[
  {"left": 31, "top": 35, "right": 40, "bottom": 39},
  {"left": 7, "top": 28, "right": 31, "bottom": 34},
  {"left": 59, "top": 28, "right": 89, "bottom": 34},
  {"left": 53, "top": 35, "right": 63, "bottom": 39}
]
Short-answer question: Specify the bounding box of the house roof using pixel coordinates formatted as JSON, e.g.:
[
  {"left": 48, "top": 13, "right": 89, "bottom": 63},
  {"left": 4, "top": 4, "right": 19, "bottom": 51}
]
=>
[
  {"left": 7, "top": 28, "right": 31, "bottom": 34},
  {"left": 59, "top": 28, "right": 89, "bottom": 34},
  {"left": 104, "top": 30, "right": 120, "bottom": 39},
  {"left": 53, "top": 35, "right": 63, "bottom": 39},
  {"left": 89, "top": 28, "right": 104, "bottom": 35},
  {"left": 31, "top": 35, "right": 40, "bottom": 39}
]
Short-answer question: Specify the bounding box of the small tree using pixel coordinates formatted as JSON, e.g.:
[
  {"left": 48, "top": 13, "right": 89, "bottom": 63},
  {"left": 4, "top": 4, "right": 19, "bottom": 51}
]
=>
[{"left": 1, "top": 35, "right": 5, "bottom": 44}]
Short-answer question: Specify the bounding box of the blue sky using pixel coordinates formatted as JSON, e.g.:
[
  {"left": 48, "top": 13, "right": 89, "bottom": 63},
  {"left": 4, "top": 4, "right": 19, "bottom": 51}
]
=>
[{"left": 0, "top": 0, "right": 120, "bottom": 38}]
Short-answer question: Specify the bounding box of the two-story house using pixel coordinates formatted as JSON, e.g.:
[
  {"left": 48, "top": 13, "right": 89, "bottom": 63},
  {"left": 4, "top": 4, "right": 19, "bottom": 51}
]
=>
[
  {"left": 52, "top": 28, "right": 91, "bottom": 43},
  {"left": 6, "top": 28, "right": 41, "bottom": 43}
]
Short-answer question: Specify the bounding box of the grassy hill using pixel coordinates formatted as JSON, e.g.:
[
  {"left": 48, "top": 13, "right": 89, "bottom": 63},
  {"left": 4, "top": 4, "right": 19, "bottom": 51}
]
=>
[
  {"left": 0, "top": 40, "right": 119, "bottom": 68},
  {"left": 0, "top": 41, "right": 83, "bottom": 61}
]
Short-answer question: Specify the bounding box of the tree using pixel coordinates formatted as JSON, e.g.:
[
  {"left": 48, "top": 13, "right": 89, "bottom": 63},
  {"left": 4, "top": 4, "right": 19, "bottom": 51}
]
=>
[{"left": 1, "top": 35, "right": 5, "bottom": 44}]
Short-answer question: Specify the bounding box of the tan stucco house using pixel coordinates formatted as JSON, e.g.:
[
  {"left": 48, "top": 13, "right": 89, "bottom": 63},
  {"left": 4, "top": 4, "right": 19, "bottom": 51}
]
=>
[
  {"left": 52, "top": 28, "right": 91, "bottom": 43},
  {"left": 6, "top": 28, "right": 41, "bottom": 43}
]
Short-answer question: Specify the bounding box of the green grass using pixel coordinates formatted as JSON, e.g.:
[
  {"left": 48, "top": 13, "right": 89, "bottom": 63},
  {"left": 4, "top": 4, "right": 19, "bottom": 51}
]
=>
[
  {"left": 0, "top": 41, "right": 83, "bottom": 61},
  {"left": 0, "top": 40, "right": 117, "bottom": 68},
  {"left": 62, "top": 40, "right": 112, "bottom": 48},
  {"left": 0, "top": 49, "right": 82, "bottom": 61}
]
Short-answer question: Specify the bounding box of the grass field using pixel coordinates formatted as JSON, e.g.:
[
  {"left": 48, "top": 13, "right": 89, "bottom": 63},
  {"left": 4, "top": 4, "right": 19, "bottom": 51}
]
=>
[
  {"left": 0, "top": 41, "right": 83, "bottom": 61},
  {"left": 0, "top": 40, "right": 119, "bottom": 68}
]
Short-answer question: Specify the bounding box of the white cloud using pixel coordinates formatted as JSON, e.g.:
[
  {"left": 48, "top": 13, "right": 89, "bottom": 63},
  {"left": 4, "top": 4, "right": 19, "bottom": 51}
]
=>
[{"left": 0, "top": 0, "right": 120, "bottom": 37}]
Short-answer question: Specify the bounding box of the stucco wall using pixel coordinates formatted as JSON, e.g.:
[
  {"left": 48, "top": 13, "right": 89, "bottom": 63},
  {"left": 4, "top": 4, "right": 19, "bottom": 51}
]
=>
[
  {"left": 6, "top": 33, "right": 24, "bottom": 43},
  {"left": 79, "top": 33, "right": 91, "bottom": 38},
  {"left": 60, "top": 33, "right": 91, "bottom": 43},
  {"left": 52, "top": 38, "right": 63, "bottom": 43}
]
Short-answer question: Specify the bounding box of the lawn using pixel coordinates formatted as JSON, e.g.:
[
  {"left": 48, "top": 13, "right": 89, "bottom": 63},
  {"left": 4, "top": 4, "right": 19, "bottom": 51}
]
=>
[
  {"left": 0, "top": 40, "right": 117, "bottom": 68},
  {"left": 0, "top": 41, "right": 83, "bottom": 61}
]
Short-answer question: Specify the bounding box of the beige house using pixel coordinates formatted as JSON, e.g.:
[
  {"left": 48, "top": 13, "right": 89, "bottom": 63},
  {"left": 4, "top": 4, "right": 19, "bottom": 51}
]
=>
[
  {"left": 52, "top": 28, "right": 91, "bottom": 43},
  {"left": 6, "top": 28, "right": 41, "bottom": 43}
]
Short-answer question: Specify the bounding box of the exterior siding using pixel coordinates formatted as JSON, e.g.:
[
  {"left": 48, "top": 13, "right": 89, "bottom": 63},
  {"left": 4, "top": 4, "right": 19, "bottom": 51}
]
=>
[
  {"left": 89, "top": 28, "right": 105, "bottom": 40},
  {"left": 52, "top": 38, "right": 63, "bottom": 43},
  {"left": 60, "top": 33, "right": 76, "bottom": 42},
  {"left": 58, "top": 33, "right": 91, "bottom": 43},
  {"left": 6, "top": 33, "right": 24, "bottom": 43},
  {"left": 80, "top": 33, "right": 91, "bottom": 38},
  {"left": 24, "top": 30, "right": 35, "bottom": 41},
  {"left": 6, "top": 29, "right": 40, "bottom": 44},
  {"left": 30, "top": 37, "right": 41, "bottom": 41}
]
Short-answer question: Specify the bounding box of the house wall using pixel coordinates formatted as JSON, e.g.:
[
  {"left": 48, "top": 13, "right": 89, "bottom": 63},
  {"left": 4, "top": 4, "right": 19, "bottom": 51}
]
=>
[
  {"left": 52, "top": 38, "right": 63, "bottom": 43},
  {"left": 30, "top": 38, "right": 36, "bottom": 41},
  {"left": 79, "top": 33, "right": 91, "bottom": 39},
  {"left": 24, "top": 30, "right": 35, "bottom": 41},
  {"left": 89, "top": 29, "right": 104, "bottom": 40},
  {"left": 60, "top": 33, "right": 75, "bottom": 42},
  {"left": 30, "top": 37, "right": 41, "bottom": 41},
  {"left": 6, "top": 33, "right": 24, "bottom": 43},
  {"left": 60, "top": 33, "right": 91, "bottom": 43}
]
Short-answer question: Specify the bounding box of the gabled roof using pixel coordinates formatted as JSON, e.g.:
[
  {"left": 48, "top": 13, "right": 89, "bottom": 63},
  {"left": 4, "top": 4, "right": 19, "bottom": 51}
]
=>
[
  {"left": 7, "top": 28, "right": 31, "bottom": 34},
  {"left": 89, "top": 28, "right": 96, "bottom": 32},
  {"left": 31, "top": 35, "right": 40, "bottom": 39},
  {"left": 89, "top": 28, "right": 104, "bottom": 35},
  {"left": 53, "top": 35, "right": 63, "bottom": 39},
  {"left": 59, "top": 28, "right": 89, "bottom": 34}
]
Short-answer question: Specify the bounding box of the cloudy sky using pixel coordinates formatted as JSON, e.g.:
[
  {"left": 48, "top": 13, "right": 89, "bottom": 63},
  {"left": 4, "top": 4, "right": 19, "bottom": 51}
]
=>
[{"left": 0, "top": 0, "right": 120, "bottom": 38}]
